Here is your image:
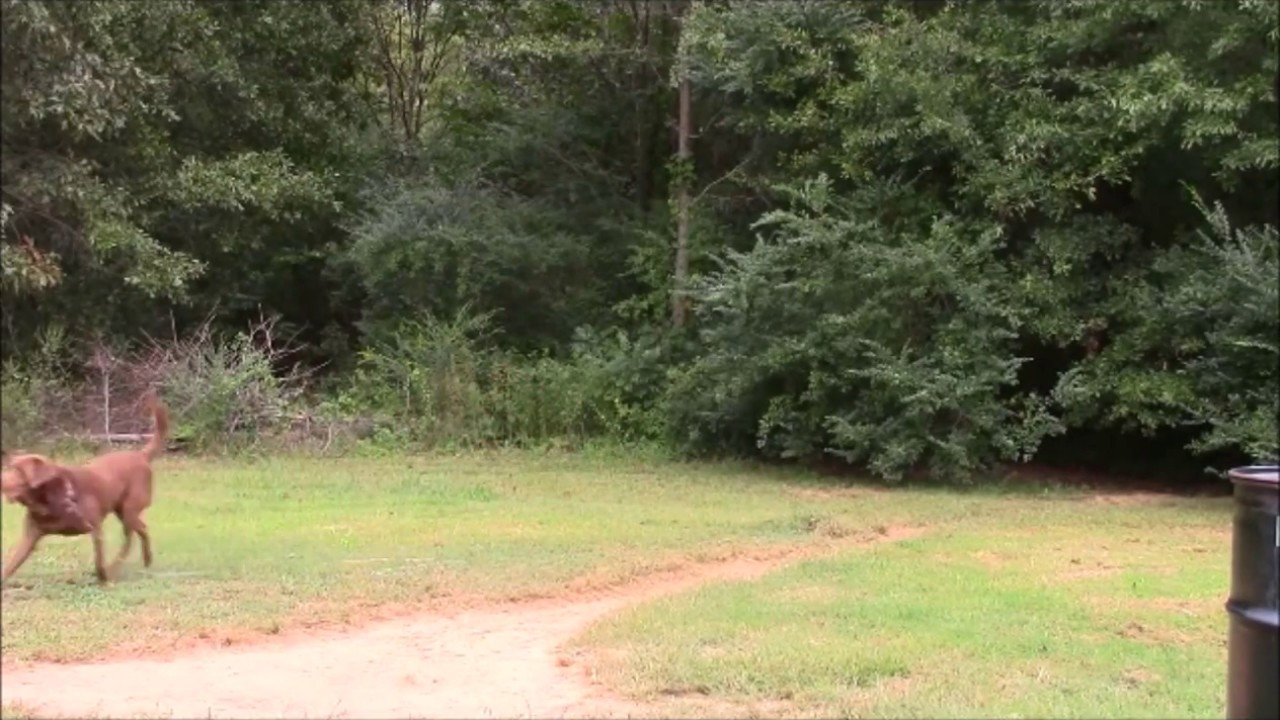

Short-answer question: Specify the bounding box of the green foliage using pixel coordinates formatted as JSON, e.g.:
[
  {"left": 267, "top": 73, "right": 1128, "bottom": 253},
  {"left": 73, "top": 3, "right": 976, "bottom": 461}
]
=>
[
  {"left": 562, "top": 327, "right": 672, "bottom": 443},
  {"left": 0, "top": 0, "right": 197, "bottom": 299},
  {"left": 348, "top": 308, "right": 497, "bottom": 447},
  {"left": 668, "top": 175, "right": 1062, "bottom": 481},
  {"left": 4, "top": 0, "right": 1276, "bottom": 480},
  {"left": 2, "top": 0, "right": 367, "bottom": 351},
  {"left": 675, "top": 0, "right": 1277, "bottom": 476},
  {"left": 151, "top": 328, "right": 303, "bottom": 454},
  {"left": 340, "top": 309, "right": 669, "bottom": 450},
  {"left": 345, "top": 0, "right": 670, "bottom": 349},
  {"left": 0, "top": 326, "right": 76, "bottom": 450},
  {"left": 1056, "top": 201, "right": 1279, "bottom": 462},
  {"left": 345, "top": 170, "right": 597, "bottom": 350}
]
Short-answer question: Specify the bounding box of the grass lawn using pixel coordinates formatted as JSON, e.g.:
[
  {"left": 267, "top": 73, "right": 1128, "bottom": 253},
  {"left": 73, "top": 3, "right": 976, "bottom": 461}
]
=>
[
  {"left": 2, "top": 448, "right": 980, "bottom": 664},
  {"left": 0, "top": 449, "right": 1232, "bottom": 718},
  {"left": 575, "top": 491, "right": 1232, "bottom": 718}
]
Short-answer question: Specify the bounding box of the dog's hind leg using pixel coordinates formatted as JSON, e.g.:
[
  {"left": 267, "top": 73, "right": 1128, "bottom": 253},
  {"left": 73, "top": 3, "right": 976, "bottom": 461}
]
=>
[
  {"left": 1, "top": 518, "right": 43, "bottom": 584},
  {"left": 110, "top": 510, "right": 135, "bottom": 571},
  {"left": 133, "top": 515, "right": 153, "bottom": 568},
  {"left": 118, "top": 506, "right": 153, "bottom": 568}
]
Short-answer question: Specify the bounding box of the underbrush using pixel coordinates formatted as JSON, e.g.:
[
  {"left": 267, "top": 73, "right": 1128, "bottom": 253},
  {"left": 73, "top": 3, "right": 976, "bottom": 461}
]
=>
[
  {"left": 330, "top": 310, "right": 669, "bottom": 452},
  {"left": 1, "top": 310, "right": 672, "bottom": 457},
  {"left": 2, "top": 315, "right": 349, "bottom": 455}
]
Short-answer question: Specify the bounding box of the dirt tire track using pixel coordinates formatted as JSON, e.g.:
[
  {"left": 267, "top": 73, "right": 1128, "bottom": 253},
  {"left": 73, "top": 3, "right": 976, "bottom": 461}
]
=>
[{"left": 1, "top": 527, "right": 926, "bottom": 719}]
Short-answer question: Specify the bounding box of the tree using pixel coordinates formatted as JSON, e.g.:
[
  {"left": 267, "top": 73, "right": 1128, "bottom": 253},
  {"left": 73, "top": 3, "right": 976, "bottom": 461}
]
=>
[
  {"left": 671, "top": 71, "right": 693, "bottom": 328},
  {"left": 1, "top": 0, "right": 371, "bottom": 357},
  {"left": 671, "top": 0, "right": 1278, "bottom": 476}
]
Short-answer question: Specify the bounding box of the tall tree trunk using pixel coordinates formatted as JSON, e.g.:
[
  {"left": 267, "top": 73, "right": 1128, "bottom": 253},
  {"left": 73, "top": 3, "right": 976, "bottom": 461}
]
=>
[
  {"left": 672, "top": 72, "right": 692, "bottom": 328},
  {"left": 633, "top": 1, "right": 653, "bottom": 208}
]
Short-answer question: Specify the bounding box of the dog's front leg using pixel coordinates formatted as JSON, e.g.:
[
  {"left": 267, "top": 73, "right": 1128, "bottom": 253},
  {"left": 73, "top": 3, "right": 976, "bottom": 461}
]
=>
[
  {"left": 90, "top": 525, "right": 108, "bottom": 583},
  {"left": 1, "top": 517, "right": 43, "bottom": 585}
]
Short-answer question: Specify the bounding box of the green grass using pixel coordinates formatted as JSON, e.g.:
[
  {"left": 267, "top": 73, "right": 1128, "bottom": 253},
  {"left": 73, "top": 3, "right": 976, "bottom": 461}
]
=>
[
  {"left": 2, "top": 449, "right": 990, "bottom": 663},
  {"left": 1, "top": 450, "right": 1233, "bottom": 718},
  {"left": 575, "top": 492, "right": 1233, "bottom": 718}
]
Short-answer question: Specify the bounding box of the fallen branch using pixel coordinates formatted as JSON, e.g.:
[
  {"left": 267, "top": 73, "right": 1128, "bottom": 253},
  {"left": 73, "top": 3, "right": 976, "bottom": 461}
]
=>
[{"left": 89, "top": 433, "right": 150, "bottom": 443}]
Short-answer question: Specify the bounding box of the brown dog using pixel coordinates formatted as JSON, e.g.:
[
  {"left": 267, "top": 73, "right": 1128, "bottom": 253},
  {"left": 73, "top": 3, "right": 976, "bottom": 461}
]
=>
[{"left": 1, "top": 393, "right": 169, "bottom": 585}]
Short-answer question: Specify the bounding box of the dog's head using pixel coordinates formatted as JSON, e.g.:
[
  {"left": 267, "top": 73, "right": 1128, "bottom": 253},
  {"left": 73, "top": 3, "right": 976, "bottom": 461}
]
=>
[{"left": 0, "top": 452, "right": 64, "bottom": 506}]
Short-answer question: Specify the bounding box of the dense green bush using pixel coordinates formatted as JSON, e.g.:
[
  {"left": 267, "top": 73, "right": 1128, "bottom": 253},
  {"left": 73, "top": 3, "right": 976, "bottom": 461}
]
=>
[
  {"left": 671, "top": 0, "right": 1277, "bottom": 478},
  {"left": 346, "top": 309, "right": 497, "bottom": 447},
  {"left": 667, "top": 176, "right": 1062, "bottom": 481},
  {"left": 1055, "top": 201, "right": 1279, "bottom": 463},
  {"left": 339, "top": 310, "right": 670, "bottom": 450}
]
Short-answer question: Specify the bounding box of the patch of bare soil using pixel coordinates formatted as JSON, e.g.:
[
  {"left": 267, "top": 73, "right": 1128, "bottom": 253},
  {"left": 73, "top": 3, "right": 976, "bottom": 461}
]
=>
[
  {"left": 0, "top": 527, "right": 926, "bottom": 719},
  {"left": 1117, "top": 620, "right": 1209, "bottom": 646}
]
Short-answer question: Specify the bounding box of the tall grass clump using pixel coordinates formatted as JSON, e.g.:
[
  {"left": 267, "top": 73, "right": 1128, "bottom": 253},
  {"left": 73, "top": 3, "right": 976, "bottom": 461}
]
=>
[{"left": 339, "top": 309, "right": 669, "bottom": 451}]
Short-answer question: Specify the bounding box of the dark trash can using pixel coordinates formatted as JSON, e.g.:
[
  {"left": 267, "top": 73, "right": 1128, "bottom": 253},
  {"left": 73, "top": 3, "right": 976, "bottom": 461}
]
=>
[{"left": 1225, "top": 465, "right": 1279, "bottom": 720}]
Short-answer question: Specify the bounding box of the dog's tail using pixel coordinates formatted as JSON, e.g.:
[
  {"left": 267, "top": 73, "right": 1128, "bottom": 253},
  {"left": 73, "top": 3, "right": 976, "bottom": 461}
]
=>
[{"left": 141, "top": 392, "right": 170, "bottom": 461}]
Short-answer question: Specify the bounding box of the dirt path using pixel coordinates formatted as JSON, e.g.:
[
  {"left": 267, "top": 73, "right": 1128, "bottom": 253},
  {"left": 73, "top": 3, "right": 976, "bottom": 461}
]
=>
[{"left": 1, "top": 528, "right": 924, "bottom": 719}]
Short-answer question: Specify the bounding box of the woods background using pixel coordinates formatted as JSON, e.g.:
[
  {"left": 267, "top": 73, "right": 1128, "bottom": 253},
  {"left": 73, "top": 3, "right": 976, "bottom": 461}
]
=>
[{"left": 2, "top": 0, "right": 1276, "bottom": 482}]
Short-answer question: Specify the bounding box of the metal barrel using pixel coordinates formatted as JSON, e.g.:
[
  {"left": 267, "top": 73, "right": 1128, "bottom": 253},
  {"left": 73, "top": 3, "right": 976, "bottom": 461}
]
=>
[{"left": 1225, "top": 465, "right": 1279, "bottom": 720}]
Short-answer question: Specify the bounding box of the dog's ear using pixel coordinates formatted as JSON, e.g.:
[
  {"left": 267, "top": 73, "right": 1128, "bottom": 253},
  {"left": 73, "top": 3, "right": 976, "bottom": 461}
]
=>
[
  {"left": 2, "top": 454, "right": 64, "bottom": 504},
  {"left": 10, "top": 454, "right": 61, "bottom": 487}
]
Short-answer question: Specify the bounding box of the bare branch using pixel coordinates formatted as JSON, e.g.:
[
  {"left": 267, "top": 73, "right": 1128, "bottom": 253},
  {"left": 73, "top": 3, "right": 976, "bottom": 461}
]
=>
[{"left": 692, "top": 152, "right": 757, "bottom": 208}]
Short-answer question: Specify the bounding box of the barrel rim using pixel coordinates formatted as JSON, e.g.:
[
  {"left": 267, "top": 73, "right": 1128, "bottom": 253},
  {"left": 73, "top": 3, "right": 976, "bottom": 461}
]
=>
[{"left": 1228, "top": 465, "right": 1280, "bottom": 487}]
